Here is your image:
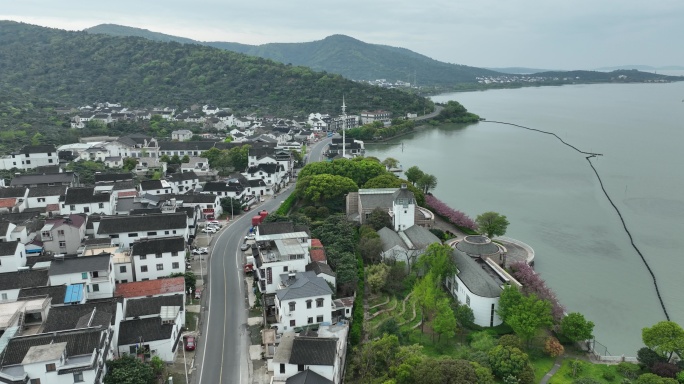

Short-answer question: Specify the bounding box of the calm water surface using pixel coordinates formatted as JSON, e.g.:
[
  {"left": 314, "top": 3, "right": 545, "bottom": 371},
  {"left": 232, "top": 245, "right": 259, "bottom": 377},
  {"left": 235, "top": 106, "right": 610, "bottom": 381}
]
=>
[{"left": 366, "top": 81, "right": 684, "bottom": 355}]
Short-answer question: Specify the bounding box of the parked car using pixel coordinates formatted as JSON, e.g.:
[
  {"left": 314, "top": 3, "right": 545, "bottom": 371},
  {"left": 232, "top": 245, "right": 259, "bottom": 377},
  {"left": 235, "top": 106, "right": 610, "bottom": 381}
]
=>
[
  {"left": 240, "top": 243, "right": 250, "bottom": 251},
  {"left": 207, "top": 220, "right": 222, "bottom": 227},
  {"left": 194, "top": 289, "right": 202, "bottom": 300},
  {"left": 245, "top": 233, "right": 255, "bottom": 240},
  {"left": 192, "top": 247, "right": 209, "bottom": 255},
  {"left": 207, "top": 224, "right": 221, "bottom": 231},
  {"left": 184, "top": 336, "right": 196, "bottom": 351},
  {"left": 202, "top": 228, "right": 217, "bottom": 234}
]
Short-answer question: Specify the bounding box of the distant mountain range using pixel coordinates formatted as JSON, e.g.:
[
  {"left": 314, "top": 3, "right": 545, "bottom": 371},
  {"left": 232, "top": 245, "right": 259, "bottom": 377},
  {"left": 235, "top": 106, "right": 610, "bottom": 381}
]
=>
[
  {"left": 486, "top": 67, "right": 555, "bottom": 74},
  {"left": 593, "top": 65, "right": 684, "bottom": 72},
  {"left": 84, "top": 24, "right": 502, "bottom": 87}
]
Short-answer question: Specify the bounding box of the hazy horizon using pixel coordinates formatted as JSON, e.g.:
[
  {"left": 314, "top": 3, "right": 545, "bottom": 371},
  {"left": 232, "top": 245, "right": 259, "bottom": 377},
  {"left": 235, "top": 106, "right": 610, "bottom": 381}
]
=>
[{"left": 2, "top": 0, "right": 683, "bottom": 70}]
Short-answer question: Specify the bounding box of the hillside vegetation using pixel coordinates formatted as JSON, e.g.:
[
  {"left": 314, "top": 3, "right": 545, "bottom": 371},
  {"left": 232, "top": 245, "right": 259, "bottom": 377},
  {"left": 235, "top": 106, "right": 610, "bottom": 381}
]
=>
[
  {"left": 85, "top": 24, "right": 502, "bottom": 86},
  {"left": 0, "top": 21, "right": 432, "bottom": 117}
]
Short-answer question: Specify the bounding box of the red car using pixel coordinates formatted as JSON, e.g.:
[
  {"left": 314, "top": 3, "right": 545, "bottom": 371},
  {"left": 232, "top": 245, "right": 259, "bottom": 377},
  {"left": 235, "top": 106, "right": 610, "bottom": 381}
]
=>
[{"left": 184, "top": 336, "right": 196, "bottom": 351}]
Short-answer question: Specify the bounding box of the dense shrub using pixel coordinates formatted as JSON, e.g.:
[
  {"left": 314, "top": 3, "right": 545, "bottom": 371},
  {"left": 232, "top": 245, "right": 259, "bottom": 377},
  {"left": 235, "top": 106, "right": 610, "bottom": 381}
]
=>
[
  {"left": 638, "top": 347, "right": 667, "bottom": 369},
  {"left": 425, "top": 194, "right": 478, "bottom": 231},
  {"left": 544, "top": 336, "right": 565, "bottom": 357},
  {"left": 616, "top": 362, "right": 641, "bottom": 380},
  {"left": 498, "top": 334, "right": 522, "bottom": 349},
  {"left": 573, "top": 378, "right": 602, "bottom": 384},
  {"left": 509, "top": 261, "right": 566, "bottom": 323},
  {"left": 651, "top": 362, "right": 680, "bottom": 379}
]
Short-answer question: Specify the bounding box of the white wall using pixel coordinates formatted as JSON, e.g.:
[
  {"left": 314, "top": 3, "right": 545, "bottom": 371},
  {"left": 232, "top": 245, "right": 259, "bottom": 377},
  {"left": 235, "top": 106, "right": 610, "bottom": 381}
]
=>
[
  {"left": 132, "top": 251, "right": 186, "bottom": 281},
  {"left": 49, "top": 267, "right": 115, "bottom": 300},
  {"left": 0, "top": 243, "right": 26, "bottom": 273},
  {"left": 275, "top": 294, "right": 332, "bottom": 333},
  {"left": 60, "top": 196, "right": 115, "bottom": 216},
  {"left": 114, "top": 261, "right": 135, "bottom": 283},
  {"left": 447, "top": 275, "right": 502, "bottom": 327},
  {"left": 98, "top": 227, "right": 188, "bottom": 248},
  {"left": 26, "top": 194, "right": 61, "bottom": 209},
  {"left": 256, "top": 258, "right": 309, "bottom": 294}
]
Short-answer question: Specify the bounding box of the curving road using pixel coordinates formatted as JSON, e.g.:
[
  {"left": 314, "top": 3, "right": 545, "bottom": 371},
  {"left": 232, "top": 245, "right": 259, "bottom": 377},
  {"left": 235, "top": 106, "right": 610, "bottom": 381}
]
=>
[{"left": 196, "top": 137, "right": 331, "bottom": 384}]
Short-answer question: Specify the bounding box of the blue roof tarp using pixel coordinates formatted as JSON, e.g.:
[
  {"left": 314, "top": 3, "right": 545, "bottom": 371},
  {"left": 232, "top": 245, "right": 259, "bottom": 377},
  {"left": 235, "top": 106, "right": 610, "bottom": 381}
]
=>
[{"left": 64, "top": 284, "right": 84, "bottom": 304}]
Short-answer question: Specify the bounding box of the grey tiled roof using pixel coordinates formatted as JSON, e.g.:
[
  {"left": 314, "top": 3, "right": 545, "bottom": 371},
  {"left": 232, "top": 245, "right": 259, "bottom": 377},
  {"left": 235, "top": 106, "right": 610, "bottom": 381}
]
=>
[
  {"left": 258, "top": 222, "right": 295, "bottom": 236},
  {"left": 178, "top": 194, "right": 217, "bottom": 204},
  {"left": 286, "top": 369, "right": 333, "bottom": 384},
  {"left": 0, "top": 187, "right": 27, "bottom": 198},
  {"left": 276, "top": 271, "right": 332, "bottom": 301},
  {"left": 0, "top": 328, "right": 104, "bottom": 366},
  {"left": 0, "top": 240, "right": 20, "bottom": 256},
  {"left": 10, "top": 172, "right": 75, "bottom": 186},
  {"left": 452, "top": 249, "right": 502, "bottom": 298},
  {"left": 42, "top": 298, "right": 120, "bottom": 332},
  {"left": 140, "top": 180, "right": 164, "bottom": 190},
  {"left": 125, "top": 294, "right": 184, "bottom": 318},
  {"left": 97, "top": 213, "right": 187, "bottom": 234},
  {"left": 168, "top": 171, "right": 198, "bottom": 182},
  {"left": 377, "top": 227, "right": 406, "bottom": 252},
  {"left": 131, "top": 237, "right": 185, "bottom": 256},
  {"left": 118, "top": 317, "right": 174, "bottom": 345},
  {"left": 18, "top": 144, "right": 56, "bottom": 154},
  {"left": 48, "top": 254, "right": 111, "bottom": 276},
  {"left": 63, "top": 187, "right": 111, "bottom": 204},
  {"left": 289, "top": 337, "right": 337, "bottom": 365},
  {"left": 305, "top": 261, "right": 335, "bottom": 277},
  {"left": 18, "top": 285, "right": 68, "bottom": 303},
  {"left": 94, "top": 173, "right": 134, "bottom": 183},
  {"left": 0, "top": 269, "right": 49, "bottom": 291},
  {"left": 403, "top": 225, "right": 440, "bottom": 249},
  {"left": 27, "top": 185, "right": 67, "bottom": 197}
]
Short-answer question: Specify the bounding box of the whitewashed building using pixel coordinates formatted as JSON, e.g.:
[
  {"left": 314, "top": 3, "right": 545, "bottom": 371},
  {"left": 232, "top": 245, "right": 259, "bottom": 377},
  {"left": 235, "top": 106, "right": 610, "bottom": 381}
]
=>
[
  {"left": 48, "top": 254, "right": 115, "bottom": 300},
  {"left": 130, "top": 237, "right": 186, "bottom": 281}
]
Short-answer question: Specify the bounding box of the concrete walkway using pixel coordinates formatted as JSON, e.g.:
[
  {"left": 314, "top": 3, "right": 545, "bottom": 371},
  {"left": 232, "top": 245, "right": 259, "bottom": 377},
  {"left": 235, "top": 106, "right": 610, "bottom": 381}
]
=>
[{"left": 540, "top": 356, "right": 564, "bottom": 384}]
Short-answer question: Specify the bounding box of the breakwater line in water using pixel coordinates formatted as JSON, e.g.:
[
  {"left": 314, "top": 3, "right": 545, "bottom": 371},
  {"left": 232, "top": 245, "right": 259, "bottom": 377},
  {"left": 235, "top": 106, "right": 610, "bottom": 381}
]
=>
[{"left": 482, "top": 120, "right": 670, "bottom": 321}]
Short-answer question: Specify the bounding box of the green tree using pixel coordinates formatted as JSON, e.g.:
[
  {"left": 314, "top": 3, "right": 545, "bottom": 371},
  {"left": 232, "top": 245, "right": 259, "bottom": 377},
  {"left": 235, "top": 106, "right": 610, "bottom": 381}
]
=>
[
  {"left": 359, "top": 236, "right": 383, "bottom": 264},
  {"left": 432, "top": 298, "right": 457, "bottom": 342},
  {"left": 413, "top": 358, "right": 478, "bottom": 384},
  {"left": 642, "top": 321, "right": 684, "bottom": 360},
  {"left": 181, "top": 154, "right": 190, "bottom": 163},
  {"left": 561, "top": 312, "right": 595, "bottom": 342},
  {"left": 122, "top": 157, "right": 138, "bottom": 171},
  {"left": 382, "top": 157, "right": 399, "bottom": 169},
  {"left": 368, "top": 207, "right": 392, "bottom": 230},
  {"left": 416, "top": 173, "right": 437, "bottom": 194},
  {"left": 104, "top": 354, "right": 156, "bottom": 384},
  {"left": 454, "top": 304, "right": 475, "bottom": 329},
  {"left": 635, "top": 373, "right": 672, "bottom": 384},
  {"left": 505, "top": 293, "right": 553, "bottom": 346},
  {"left": 296, "top": 174, "right": 358, "bottom": 207},
  {"left": 363, "top": 173, "right": 425, "bottom": 206},
  {"left": 475, "top": 211, "right": 510, "bottom": 238},
  {"left": 169, "top": 154, "right": 182, "bottom": 164},
  {"left": 471, "top": 331, "right": 497, "bottom": 352},
  {"left": 487, "top": 345, "right": 531, "bottom": 382},
  {"left": 637, "top": 347, "right": 666, "bottom": 369},
  {"left": 413, "top": 273, "right": 441, "bottom": 333},
  {"left": 169, "top": 272, "right": 196, "bottom": 293},
  {"left": 220, "top": 197, "right": 241, "bottom": 216},
  {"left": 404, "top": 166, "right": 424, "bottom": 186},
  {"left": 366, "top": 263, "right": 390, "bottom": 293},
  {"left": 415, "top": 243, "right": 456, "bottom": 282},
  {"left": 31, "top": 132, "right": 43, "bottom": 145},
  {"left": 159, "top": 154, "right": 171, "bottom": 163}
]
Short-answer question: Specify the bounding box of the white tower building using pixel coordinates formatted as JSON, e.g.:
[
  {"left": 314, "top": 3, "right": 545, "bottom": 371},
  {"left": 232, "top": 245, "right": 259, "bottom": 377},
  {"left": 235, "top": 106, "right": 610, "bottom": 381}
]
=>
[{"left": 392, "top": 184, "right": 416, "bottom": 231}]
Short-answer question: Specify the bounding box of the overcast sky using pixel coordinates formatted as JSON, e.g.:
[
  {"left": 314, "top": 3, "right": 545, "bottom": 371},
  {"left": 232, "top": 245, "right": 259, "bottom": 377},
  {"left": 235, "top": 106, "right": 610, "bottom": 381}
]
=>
[{"left": 2, "top": 0, "right": 683, "bottom": 70}]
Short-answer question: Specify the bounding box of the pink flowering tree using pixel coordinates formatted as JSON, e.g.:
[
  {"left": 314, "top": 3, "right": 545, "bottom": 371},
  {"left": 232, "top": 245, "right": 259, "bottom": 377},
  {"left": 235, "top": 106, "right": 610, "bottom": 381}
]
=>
[
  {"left": 509, "top": 261, "right": 566, "bottom": 324},
  {"left": 425, "top": 195, "right": 478, "bottom": 232}
]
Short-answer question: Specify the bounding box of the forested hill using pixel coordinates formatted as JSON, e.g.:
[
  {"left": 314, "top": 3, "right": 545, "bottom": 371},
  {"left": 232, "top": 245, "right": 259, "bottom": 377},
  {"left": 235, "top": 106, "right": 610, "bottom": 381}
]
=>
[
  {"left": 85, "top": 24, "right": 502, "bottom": 86},
  {"left": 0, "top": 21, "right": 432, "bottom": 116}
]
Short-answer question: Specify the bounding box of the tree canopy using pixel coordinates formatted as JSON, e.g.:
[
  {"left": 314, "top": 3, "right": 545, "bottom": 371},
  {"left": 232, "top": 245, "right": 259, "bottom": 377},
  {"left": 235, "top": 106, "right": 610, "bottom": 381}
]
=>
[
  {"left": 642, "top": 321, "right": 684, "bottom": 359},
  {"left": 475, "top": 211, "right": 510, "bottom": 238}
]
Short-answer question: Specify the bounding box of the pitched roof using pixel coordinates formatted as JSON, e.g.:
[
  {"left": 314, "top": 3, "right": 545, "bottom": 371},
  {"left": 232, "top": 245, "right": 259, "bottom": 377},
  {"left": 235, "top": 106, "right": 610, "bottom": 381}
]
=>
[
  {"left": 140, "top": 180, "right": 164, "bottom": 190},
  {"left": 27, "top": 185, "right": 67, "bottom": 197},
  {"left": 289, "top": 337, "right": 337, "bottom": 365},
  {"left": 0, "top": 328, "right": 104, "bottom": 366},
  {"left": 42, "top": 298, "right": 120, "bottom": 332},
  {"left": 0, "top": 240, "right": 20, "bottom": 256},
  {"left": 377, "top": 227, "right": 406, "bottom": 252},
  {"left": 402, "top": 225, "right": 440, "bottom": 249},
  {"left": 94, "top": 173, "right": 134, "bottom": 183},
  {"left": 452, "top": 249, "right": 502, "bottom": 298},
  {"left": 118, "top": 317, "right": 174, "bottom": 344},
  {"left": 0, "top": 269, "right": 49, "bottom": 291},
  {"left": 10, "top": 172, "right": 75, "bottom": 186},
  {"left": 18, "top": 284, "right": 68, "bottom": 303},
  {"left": 305, "top": 261, "right": 335, "bottom": 277},
  {"left": 63, "top": 187, "right": 111, "bottom": 204},
  {"left": 97, "top": 213, "right": 187, "bottom": 234},
  {"left": 0, "top": 187, "right": 27, "bottom": 198},
  {"left": 131, "top": 237, "right": 185, "bottom": 256},
  {"left": 357, "top": 188, "right": 396, "bottom": 211},
  {"left": 276, "top": 271, "right": 332, "bottom": 301},
  {"left": 48, "top": 254, "right": 111, "bottom": 276},
  {"left": 18, "top": 144, "right": 56, "bottom": 154},
  {"left": 0, "top": 198, "right": 17, "bottom": 208},
  {"left": 258, "top": 222, "right": 295, "bottom": 236},
  {"left": 125, "top": 294, "right": 184, "bottom": 318},
  {"left": 168, "top": 171, "right": 198, "bottom": 182},
  {"left": 46, "top": 214, "right": 87, "bottom": 229},
  {"left": 115, "top": 277, "right": 185, "bottom": 298},
  {"left": 202, "top": 181, "right": 243, "bottom": 193},
  {"left": 286, "top": 369, "right": 333, "bottom": 384}
]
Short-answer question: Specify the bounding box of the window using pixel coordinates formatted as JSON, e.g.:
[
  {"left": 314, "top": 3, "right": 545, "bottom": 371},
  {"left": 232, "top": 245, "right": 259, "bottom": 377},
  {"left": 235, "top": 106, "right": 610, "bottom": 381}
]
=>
[
  {"left": 73, "top": 372, "right": 84, "bottom": 382},
  {"left": 317, "top": 315, "right": 324, "bottom": 323},
  {"left": 30, "top": 379, "right": 41, "bottom": 384},
  {"left": 45, "top": 363, "right": 56, "bottom": 372},
  {"left": 172, "top": 251, "right": 178, "bottom": 257},
  {"left": 280, "top": 364, "right": 285, "bottom": 374},
  {"left": 119, "top": 265, "right": 127, "bottom": 273},
  {"left": 57, "top": 230, "right": 65, "bottom": 236},
  {"left": 59, "top": 241, "right": 66, "bottom": 248},
  {"left": 172, "top": 262, "right": 180, "bottom": 269},
  {"left": 92, "top": 284, "right": 100, "bottom": 292},
  {"left": 141, "top": 266, "right": 148, "bottom": 272},
  {"left": 70, "top": 204, "right": 76, "bottom": 211},
  {"left": 128, "top": 233, "right": 138, "bottom": 237},
  {"left": 466, "top": 295, "right": 471, "bottom": 307},
  {"left": 288, "top": 302, "right": 296, "bottom": 312},
  {"left": 156, "top": 264, "right": 164, "bottom": 271},
  {"left": 289, "top": 320, "right": 295, "bottom": 327},
  {"left": 42, "top": 231, "right": 51, "bottom": 239},
  {"left": 173, "top": 230, "right": 177, "bottom": 234},
  {"left": 147, "top": 231, "right": 157, "bottom": 236},
  {"left": 37, "top": 198, "right": 45, "bottom": 203},
  {"left": 1, "top": 293, "right": 7, "bottom": 300},
  {"left": 98, "top": 202, "right": 105, "bottom": 209},
  {"left": 48, "top": 159, "right": 53, "bottom": 163},
  {"left": 25, "top": 160, "right": 31, "bottom": 164},
  {"left": 307, "top": 317, "right": 313, "bottom": 324},
  {"left": 121, "top": 279, "right": 128, "bottom": 283},
  {"left": 298, "top": 364, "right": 304, "bottom": 372},
  {"left": 165, "top": 231, "right": 170, "bottom": 235},
  {"left": 81, "top": 272, "right": 88, "bottom": 279},
  {"left": 316, "top": 298, "right": 324, "bottom": 308},
  {"left": 306, "top": 300, "right": 312, "bottom": 309},
  {"left": 156, "top": 253, "right": 162, "bottom": 259},
  {"left": 283, "top": 266, "right": 288, "bottom": 272},
  {"left": 83, "top": 207, "right": 89, "bottom": 213}
]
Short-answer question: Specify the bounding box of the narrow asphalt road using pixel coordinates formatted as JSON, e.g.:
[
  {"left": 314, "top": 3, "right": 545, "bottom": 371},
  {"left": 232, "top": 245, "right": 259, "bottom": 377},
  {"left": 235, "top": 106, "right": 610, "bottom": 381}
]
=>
[{"left": 195, "top": 137, "right": 331, "bottom": 384}]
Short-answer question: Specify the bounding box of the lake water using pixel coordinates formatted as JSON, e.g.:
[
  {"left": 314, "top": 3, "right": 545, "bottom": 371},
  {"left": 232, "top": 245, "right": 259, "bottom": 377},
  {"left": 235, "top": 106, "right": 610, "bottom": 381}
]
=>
[{"left": 365, "top": 80, "right": 684, "bottom": 355}]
